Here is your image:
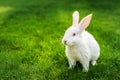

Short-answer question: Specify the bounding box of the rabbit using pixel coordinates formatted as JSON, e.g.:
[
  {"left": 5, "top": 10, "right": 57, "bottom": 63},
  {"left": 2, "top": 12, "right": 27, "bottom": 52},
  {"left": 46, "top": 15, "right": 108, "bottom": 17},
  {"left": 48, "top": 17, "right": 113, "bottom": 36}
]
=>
[{"left": 62, "top": 11, "right": 100, "bottom": 72}]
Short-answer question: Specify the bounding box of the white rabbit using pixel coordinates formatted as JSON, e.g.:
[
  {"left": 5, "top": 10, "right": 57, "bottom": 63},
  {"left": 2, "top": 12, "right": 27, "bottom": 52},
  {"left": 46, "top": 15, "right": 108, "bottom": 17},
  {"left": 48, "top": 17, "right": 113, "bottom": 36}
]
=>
[{"left": 62, "top": 11, "right": 100, "bottom": 72}]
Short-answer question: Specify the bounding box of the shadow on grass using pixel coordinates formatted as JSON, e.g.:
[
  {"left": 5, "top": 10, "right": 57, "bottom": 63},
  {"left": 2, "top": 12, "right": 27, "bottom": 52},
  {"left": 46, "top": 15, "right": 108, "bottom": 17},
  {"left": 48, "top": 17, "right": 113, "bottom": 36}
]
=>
[{"left": 57, "top": 57, "right": 120, "bottom": 80}]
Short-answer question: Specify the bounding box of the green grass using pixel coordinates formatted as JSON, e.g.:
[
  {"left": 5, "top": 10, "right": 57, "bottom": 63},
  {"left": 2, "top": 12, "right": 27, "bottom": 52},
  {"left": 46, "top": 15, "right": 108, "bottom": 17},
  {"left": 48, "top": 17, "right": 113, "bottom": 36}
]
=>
[{"left": 0, "top": 0, "right": 120, "bottom": 80}]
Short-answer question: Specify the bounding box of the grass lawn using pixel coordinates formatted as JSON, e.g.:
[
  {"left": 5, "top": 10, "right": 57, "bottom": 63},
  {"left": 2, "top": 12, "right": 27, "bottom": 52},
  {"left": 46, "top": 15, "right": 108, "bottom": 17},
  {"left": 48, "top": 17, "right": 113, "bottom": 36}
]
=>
[{"left": 0, "top": 0, "right": 120, "bottom": 80}]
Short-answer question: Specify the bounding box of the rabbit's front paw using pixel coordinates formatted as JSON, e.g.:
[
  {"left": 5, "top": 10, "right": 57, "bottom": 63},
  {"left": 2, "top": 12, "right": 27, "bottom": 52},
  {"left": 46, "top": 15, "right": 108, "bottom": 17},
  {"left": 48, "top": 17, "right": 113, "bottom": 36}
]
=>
[
  {"left": 82, "top": 68, "right": 88, "bottom": 72},
  {"left": 68, "top": 66, "right": 74, "bottom": 69},
  {"left": 91, "top": 61, "right": 96, "bottom": 66}
]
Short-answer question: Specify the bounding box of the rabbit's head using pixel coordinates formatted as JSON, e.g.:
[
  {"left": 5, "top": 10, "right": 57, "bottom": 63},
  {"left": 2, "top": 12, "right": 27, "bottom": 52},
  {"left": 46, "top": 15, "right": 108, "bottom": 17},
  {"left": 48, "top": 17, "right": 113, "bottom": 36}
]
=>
[{"left": 62, "top": 11, "right": 92, "bottom": 46}]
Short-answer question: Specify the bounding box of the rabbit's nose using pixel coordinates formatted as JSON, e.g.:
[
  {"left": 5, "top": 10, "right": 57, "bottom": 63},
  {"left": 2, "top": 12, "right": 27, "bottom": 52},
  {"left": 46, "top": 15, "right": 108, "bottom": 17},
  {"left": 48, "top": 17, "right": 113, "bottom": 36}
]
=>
[{"left": 64, "top": 40, "right": 67, "bottom": 44}]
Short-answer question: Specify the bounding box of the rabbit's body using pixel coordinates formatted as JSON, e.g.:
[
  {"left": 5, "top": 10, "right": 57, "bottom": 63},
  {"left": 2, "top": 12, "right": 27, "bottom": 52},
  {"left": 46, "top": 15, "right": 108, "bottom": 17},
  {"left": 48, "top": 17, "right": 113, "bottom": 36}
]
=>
[
  {"left": 62, "top": 11, "right": 100, "bottom": 72},
  {"left": 66, "top": 31, "right": 100, "bottom": 71}
]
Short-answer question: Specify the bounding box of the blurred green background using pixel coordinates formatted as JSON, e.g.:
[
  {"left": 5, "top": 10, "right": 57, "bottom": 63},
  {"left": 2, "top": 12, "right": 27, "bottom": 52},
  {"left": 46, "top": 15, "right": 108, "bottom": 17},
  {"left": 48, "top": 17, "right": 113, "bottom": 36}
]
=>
[{"left": 0, "top": 0, "right": 120, "bottom": 80}]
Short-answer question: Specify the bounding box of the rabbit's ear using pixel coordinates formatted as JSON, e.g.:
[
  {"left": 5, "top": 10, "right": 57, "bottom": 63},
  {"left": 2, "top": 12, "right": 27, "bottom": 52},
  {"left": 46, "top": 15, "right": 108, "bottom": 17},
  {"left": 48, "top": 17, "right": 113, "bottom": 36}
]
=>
[
  {"left": 79, "top": 14, "right": 92, "bottom": 31},
  {"left": 72, "top": 11, "right": 79, "bottom": 27}
]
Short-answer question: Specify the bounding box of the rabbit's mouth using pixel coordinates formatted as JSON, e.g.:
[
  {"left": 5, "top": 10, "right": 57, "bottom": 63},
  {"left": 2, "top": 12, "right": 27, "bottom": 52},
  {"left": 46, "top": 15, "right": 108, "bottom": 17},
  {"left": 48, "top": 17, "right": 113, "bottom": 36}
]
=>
[
  {"left": 62, "top": 41, "right": 70, "bottom": 46},
  {"left": 64, "top": 41, "right": 74, "bottom": 46},
  {"left": 62, "top": 39, "right": 75, "bottom": 46}
]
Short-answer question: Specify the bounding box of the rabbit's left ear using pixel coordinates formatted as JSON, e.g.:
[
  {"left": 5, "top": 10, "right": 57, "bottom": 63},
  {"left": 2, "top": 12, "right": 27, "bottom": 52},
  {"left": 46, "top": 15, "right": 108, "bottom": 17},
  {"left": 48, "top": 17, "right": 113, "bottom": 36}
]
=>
[
  {"left": 72, "top": 11, "right": 79, "bottom": 27},
  {"left": 79, "top": 14, "right": 92, "bottom": 31}
]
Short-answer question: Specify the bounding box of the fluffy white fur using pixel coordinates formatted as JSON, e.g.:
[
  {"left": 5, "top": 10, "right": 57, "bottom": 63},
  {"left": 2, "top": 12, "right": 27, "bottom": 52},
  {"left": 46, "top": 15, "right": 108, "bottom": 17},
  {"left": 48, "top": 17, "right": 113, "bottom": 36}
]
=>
[{"left": 62, "top": 11, "right": 100, "bottom": 72}]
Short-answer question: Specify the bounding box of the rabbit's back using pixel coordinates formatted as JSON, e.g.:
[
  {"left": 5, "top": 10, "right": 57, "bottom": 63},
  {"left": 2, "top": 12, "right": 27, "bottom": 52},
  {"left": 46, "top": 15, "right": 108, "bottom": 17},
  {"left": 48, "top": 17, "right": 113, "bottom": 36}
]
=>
[{"left": 82, "top": 31, "right": 100, "bottom": 61}]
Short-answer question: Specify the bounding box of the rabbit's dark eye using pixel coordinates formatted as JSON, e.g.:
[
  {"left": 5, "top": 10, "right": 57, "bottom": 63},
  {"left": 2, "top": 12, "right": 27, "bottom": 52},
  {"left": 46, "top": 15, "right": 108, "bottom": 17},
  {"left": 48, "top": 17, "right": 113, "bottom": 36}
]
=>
[{"left": 73, "top": 33, "right": 76, "bottom": 36}]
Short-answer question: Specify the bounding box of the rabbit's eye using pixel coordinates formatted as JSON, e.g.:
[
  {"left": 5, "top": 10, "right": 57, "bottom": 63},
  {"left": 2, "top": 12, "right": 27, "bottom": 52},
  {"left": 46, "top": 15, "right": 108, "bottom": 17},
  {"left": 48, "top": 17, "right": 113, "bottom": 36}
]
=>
[{"left": 73, "top": 33, "right": 76, "bottom": 36}]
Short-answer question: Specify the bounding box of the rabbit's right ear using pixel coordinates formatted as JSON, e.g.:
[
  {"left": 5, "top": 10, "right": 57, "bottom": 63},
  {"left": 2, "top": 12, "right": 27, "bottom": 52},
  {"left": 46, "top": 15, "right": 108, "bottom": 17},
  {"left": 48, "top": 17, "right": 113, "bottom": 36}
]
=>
[
  {"left": 79, "top": 14, "right": 92, "bottom": 32},
  {"left": 72, "top": 11, "right": 79, "bottom": 27}
]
